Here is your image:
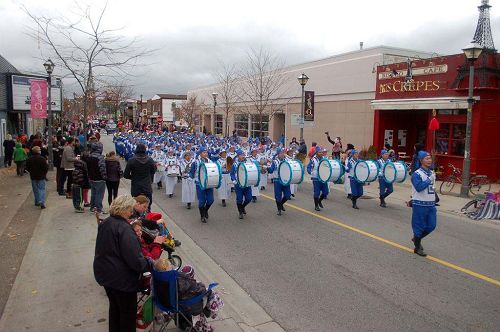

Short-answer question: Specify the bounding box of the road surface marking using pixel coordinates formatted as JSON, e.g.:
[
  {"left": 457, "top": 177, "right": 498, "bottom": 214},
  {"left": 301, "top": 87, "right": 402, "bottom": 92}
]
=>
[{"left": 261, "top": 194, "right": 500, "bottom": 287}]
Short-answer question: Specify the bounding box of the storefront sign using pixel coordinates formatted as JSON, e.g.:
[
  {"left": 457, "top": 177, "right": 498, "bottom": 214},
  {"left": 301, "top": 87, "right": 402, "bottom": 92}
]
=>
[
  {"left": 379, "top": 80, "right": 445, "bottom": 94},
  {"left": 378, "top": 64, "right": 448, "bottom": 80},
  {"left": 11, "top": 74, "right": 62, "bottom": 112},
  {"left": 304, "top": 91, "right": 315, "bottom": 121},
  {"left": 30, "top": 80, "right": 48, "bottom": 119}
]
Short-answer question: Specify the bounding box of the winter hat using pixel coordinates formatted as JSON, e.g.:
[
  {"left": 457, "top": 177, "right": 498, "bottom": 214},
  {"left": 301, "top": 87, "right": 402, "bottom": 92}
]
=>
[
  {"left": 31, "top": 146, "right": 41, "bottom": 154},
  {"left": 145, "top": 212, "right": 162, "bottom": 221},
  {"left": 380, "top": 149, "right": 388, "bottom": 157},
  {"left": 236, "top": 149, "right": 245, "bottom": 156},
  {"left": 180, "top": 265, "right": 195, "bottom": 278}
]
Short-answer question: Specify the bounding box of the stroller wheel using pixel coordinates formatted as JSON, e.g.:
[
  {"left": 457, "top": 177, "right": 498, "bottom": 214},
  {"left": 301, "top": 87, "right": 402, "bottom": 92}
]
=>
[{"left": 170, "top": 255, "right": 182, "bottom": 270}]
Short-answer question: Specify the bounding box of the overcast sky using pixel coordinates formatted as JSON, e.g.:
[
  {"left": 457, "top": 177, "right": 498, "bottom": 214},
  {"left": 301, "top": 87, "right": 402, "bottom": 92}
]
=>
[{"left": 1, "top": 0, "right": 499, "bottom": 99}]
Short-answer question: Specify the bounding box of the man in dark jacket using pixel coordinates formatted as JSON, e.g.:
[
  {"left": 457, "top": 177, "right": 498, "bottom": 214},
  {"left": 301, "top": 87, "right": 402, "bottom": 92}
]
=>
[
  {"left": 124, "top": 144, "right": 156, "bottom": 210},
  {"left": 25, "top": 146, "right": 49, "bottom": 209},
  {"left": 93, "top": 195, "right": 152, "bottom": 332},
  {"left": 84, "top": 141, "right": 107, "bottom": 213}
]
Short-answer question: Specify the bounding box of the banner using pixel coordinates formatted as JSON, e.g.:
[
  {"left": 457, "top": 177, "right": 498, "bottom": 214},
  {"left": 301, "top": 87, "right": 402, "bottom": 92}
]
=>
[
  {"left": 304, "top": 90, "right": 315, "bottom": 121},
  {"left": 12, "top": 75, "right": 62, "bottom": 111},
  {"left": 30, "top": 80, "right": 48, "bottom": 119}
]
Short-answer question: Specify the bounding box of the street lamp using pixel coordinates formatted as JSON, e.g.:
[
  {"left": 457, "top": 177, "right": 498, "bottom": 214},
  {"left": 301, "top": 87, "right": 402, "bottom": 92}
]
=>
[
  {"left": 43, "top": 59, "right": 55, "bottom": 171},
  {"left": 297, "top": 73, "right": 309, "bottom": 141},
  {"left": 459, "top": 41, "right": 483, "bottom": 198},
  {"left": 212, "top": 92, "right": 218, "bottom": 135}
]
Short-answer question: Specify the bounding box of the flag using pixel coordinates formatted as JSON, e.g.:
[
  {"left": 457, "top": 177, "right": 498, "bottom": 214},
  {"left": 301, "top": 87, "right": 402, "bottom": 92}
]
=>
[{"left": 30, "top": 80, "right": 48, "bottom": 119}]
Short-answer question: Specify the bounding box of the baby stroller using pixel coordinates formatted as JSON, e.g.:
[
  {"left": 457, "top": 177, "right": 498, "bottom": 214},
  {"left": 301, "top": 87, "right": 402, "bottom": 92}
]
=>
[
  {"left": 142, "top": 226, "right": 183, "bottom": 270},
  {"left": 152, "top": 269, "right": 218, "bottom": 331}
]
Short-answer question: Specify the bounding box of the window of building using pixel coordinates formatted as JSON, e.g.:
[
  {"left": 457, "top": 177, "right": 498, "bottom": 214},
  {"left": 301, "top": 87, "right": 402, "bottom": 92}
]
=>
[
  {"left": 234, "top": 114, "right": 249, "bottom": 137},
  {"left": 251, "top": 114, "right": 269, "bottom": 138},
  {"left": 437, "top": 109, "right": 467, "bottom": 115},
  {"left": 435, "top": 123, "right": 466, "bottom": 156},
  {"left": 215, "top": 114, "right": 223, "bottom": 135}
]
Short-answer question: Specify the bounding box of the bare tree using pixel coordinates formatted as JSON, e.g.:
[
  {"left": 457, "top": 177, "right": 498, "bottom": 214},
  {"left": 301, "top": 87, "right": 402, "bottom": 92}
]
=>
[
  {"left": 179, "top": 95, "right": 203, "bottom": 130},
  {"left": 239, "top": 47, "right": 289, "bottom": 139},
  {"left": 98, "top": 82, "right": 135, "bottom": 120},
  {"left": 23, "top": 2, "right": 150, "bottom": 143},
  {"left": 214, "top": 62, "right": 239, "bottom": 136}
]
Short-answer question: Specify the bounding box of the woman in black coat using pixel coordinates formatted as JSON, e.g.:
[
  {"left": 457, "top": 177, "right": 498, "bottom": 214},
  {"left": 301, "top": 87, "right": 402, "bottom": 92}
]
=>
[{"left": 93, "top": 195, "right": 152, "bottom": 332}]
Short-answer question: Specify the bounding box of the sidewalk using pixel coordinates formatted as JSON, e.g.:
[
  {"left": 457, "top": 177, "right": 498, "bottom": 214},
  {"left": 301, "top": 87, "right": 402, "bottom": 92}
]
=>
[{"left": 0, "top": 174, "right": 285, "bottom": 332}]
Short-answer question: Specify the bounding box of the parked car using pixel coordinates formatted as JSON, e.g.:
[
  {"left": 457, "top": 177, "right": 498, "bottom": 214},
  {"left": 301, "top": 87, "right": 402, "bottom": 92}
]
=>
[{"left": 105, "top": 122, "right": 117, "bottom": 134}]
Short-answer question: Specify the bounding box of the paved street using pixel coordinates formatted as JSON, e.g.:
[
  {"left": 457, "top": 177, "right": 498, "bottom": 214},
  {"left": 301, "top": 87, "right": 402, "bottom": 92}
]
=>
[{"left": 101, "top": 135, "right": 500, "bottom": 331}]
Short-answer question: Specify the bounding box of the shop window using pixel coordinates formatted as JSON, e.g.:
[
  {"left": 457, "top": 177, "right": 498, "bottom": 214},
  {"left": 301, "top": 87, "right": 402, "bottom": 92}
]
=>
[
  {"left": 234, "top": 114, "right": 249, "bottom": 137},
  {"left": 438, "top": 109, "right": 466, "bottom": 115},
  {"left": 251, "top": 114, "right": 269, "bottom": 138},
  {"left": 214, "top": 114, "right": 223, "bottom": 135},
  {"left": 435, "top": 123, "right": 466, "bottom": 156}
]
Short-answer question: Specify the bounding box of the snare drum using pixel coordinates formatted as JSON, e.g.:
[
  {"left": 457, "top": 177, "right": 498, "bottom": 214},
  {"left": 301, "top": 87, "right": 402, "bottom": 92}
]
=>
[
  {"left": 317, "top": 159, "right": 344, "bottom": 183},
  {"left": 198, "top": 162, "right": 222, "bottom": 190},
  {"left": 278, "top": 160, "right": 304, "bottom": 186},
  {"left": 167, "top": 165, "right": 180, "bottom": 177},
  {"left": 354, "top": 160, "right": 379, "bottom": 183},
  {"left": 237, "top": 161, "right": 261, "bottom": 188},
  {"left": 383, "top": 161, "right": 408, "bottom": 184}
]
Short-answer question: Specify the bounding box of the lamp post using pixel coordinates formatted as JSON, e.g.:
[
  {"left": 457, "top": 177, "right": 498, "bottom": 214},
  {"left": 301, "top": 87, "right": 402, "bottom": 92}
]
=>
[
  {"left": 139, "top": 94, "right": 143, "bottom": 126},
  {"left": 212, "top": 92, "right": 218, "bottom": 135},
  {"left": 297, "top": 73, "right": 309, "bottom": 141},
  {"left": 459, "top": 41, "right": 483, "bottom": 198},
  {"left": 43, "top": 59, "right": 55, "bottom": 171}
]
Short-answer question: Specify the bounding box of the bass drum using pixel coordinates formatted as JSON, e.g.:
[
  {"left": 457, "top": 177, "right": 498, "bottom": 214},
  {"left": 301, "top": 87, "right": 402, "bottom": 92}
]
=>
[
  {"left": 383, "top": 161, "right": 408, "bottom": 184},
  {"left": 198, "top": 162, "right": 222, "bottom": 190},
  {"left": 278, "top": 160, "right": 304, "bottom": 186},
  {"left": 237, "top": 161, "right": 261, "bottom": 188},
  {"left": 317, "top": 159, "right": 344, "bottom": 183},
  {"left": 354, "top": 160, "right": 379, "bottom": 183}
]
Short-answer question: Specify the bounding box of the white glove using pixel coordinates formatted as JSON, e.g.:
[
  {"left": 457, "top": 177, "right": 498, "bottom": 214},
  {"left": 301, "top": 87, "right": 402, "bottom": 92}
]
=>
[{"left": 232, "top": 180, "right": 237, "bottom": 185}]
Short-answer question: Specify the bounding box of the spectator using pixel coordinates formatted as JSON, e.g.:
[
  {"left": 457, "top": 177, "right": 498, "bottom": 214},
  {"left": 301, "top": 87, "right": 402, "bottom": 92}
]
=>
[
  {"left": 308, "top": 142, "right": 318, "bottom": 159},
  {"left": 131, "top": 220, "right": 164, "bottom": 260},
  {"left": 61, "top": 137, "right": 77, "bottom": 199},
  {"left": 385, "top": 143, "right": 396, "bottom": 161},
  {"left": 72, "top": 159, "right": 90, "bottom": 213},
  {"left": 124, "top": 144, "right": 156, "bottom": 210},
  {"left": 296, "top": 139, "right": 307, "bottom": 163},
  {"left": 84, "top": 141, "right": 107, "bottom": 214},
  {"left": 93, "top": 195, "right": 152, "bottom": 332},
  {"left": 55, "top": 139, "right": 66, "bottom": 195},
  {"left": 105, "top": 151, "right": 123, "bottom": 206},
  {"left": 13, "top": 142, "right": 27, "bottom": 176},
  {"left": 326, "top": 132, "right": 342, "bottom": 159},
  {"left": 25, "top": 146, "right": 48, "bottom": 209},
  {"left": 3, "top": 134, "right": 15, "bottom": 167}
]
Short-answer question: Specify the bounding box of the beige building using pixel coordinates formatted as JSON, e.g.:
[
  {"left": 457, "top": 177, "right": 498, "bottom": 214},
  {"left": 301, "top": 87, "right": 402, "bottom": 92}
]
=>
[{"left": 188, "top": 46, "right": 433, "bottom": 149}]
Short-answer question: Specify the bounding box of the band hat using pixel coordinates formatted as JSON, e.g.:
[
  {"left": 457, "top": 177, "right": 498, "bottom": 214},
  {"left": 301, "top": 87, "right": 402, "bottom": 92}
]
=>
[
  {"left": 418, "top": 150, "right": 430, "bottom": 160},
  {"left": 349, "top": 149, "right": 358, "bottom": 156},
  {"left": 236, "top": 149, "right": 245, "bottom": 156},
  {"left": 380, "top": 149, "right": 388, "bottom": 156}
]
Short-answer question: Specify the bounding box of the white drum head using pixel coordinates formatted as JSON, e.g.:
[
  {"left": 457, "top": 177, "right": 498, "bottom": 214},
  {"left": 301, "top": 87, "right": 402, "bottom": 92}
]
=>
[
  {"left": 198, "top": 163, "right": 208, "bottom": 189},
  {"left": 383, "top": 162, "right": 397, "bottom": 183},
  {"left": 237, "top": 163, "right": 247, "bottom": 187},
  {"left": 318, "top": 159, "right": 331, "bottom": 183},
  {"left": 279, "top": 160, "right": 292, "bottom": 185},
  {"left": 354, "top": 161, "right": 369, "bottom": 183}
]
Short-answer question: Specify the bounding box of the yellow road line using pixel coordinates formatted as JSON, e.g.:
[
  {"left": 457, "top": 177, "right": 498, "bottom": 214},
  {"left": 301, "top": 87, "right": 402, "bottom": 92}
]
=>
[{"left": 261, "top": 194, "right": 500, "bottom": 287}]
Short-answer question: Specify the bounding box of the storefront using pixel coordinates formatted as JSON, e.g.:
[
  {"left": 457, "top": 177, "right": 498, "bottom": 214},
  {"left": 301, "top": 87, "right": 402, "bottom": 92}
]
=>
[{"left": 372, "top": 52, "right": 500, "bottom": 180}]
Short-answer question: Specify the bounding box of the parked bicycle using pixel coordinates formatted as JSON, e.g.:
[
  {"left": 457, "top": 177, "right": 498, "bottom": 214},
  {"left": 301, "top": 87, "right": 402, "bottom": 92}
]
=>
[{"left": 439, "top": 164, "right": 491, "bottom": 196}]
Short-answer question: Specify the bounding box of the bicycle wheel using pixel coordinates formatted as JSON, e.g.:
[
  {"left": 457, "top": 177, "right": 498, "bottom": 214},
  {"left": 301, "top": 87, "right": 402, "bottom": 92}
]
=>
[
  {"left": 469, "top": 176, "right": 491, "bottom": 197},
  {"left": 439, "top": 176, "right": 456, "bottom": 195},
  {"left": 169, "top": 255, "right": 182, "bottom": 271},
  {"left": 461, "top": 199, "right": 479, "bottom": 212}
]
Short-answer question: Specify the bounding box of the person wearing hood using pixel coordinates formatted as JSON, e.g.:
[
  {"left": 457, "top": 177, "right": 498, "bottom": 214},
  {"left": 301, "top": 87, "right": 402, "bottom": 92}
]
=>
[
  {"left": 3, "top": 134, "right": 15, "bottom": 167},
  {"left": 84, "top": 141, "right": 107, "bottom": 214},
  {"left": 105, "top": 151, "right": 123, "bottom": 206},
  {"left": 410, "top": 151, "right": 437, "bottom": 257},
  {"left": 25, "top": 146, "right": 48, "bottom": 209},
  {"left": 124, "top": 144, "right": 156, "bottom": 211},
  {"left": 13, "top": 142, "right": 27, "bottom": 176}
]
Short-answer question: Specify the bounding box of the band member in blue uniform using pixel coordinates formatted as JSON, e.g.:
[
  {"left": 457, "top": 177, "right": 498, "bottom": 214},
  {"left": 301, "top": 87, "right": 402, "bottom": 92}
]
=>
[
  {"left": 189, "top": 147, "right": 214, "bottom": 223},
  {"left": 230, "top": 149, "right": 253, "bottom": 219},
  {"left": 267, "top": 148, "right": 291, "bottom": 216},
  {"left": 410, "top": 151, "right": 437, "bottom": 257},
  {"left": 307, "top": 147, "right": 328, "bottom": 211},
  {"left": 377, "top": 149, "right": 394, "bottom": 208},
  {"left": 346, "top": 149, "right": 363, "bottom": 209}
]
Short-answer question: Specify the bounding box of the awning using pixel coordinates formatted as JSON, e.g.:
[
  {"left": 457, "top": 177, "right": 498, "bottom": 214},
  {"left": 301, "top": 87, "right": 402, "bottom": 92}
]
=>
[{"left": 371, "top": 96, "right": 478, "bottom": 110}]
